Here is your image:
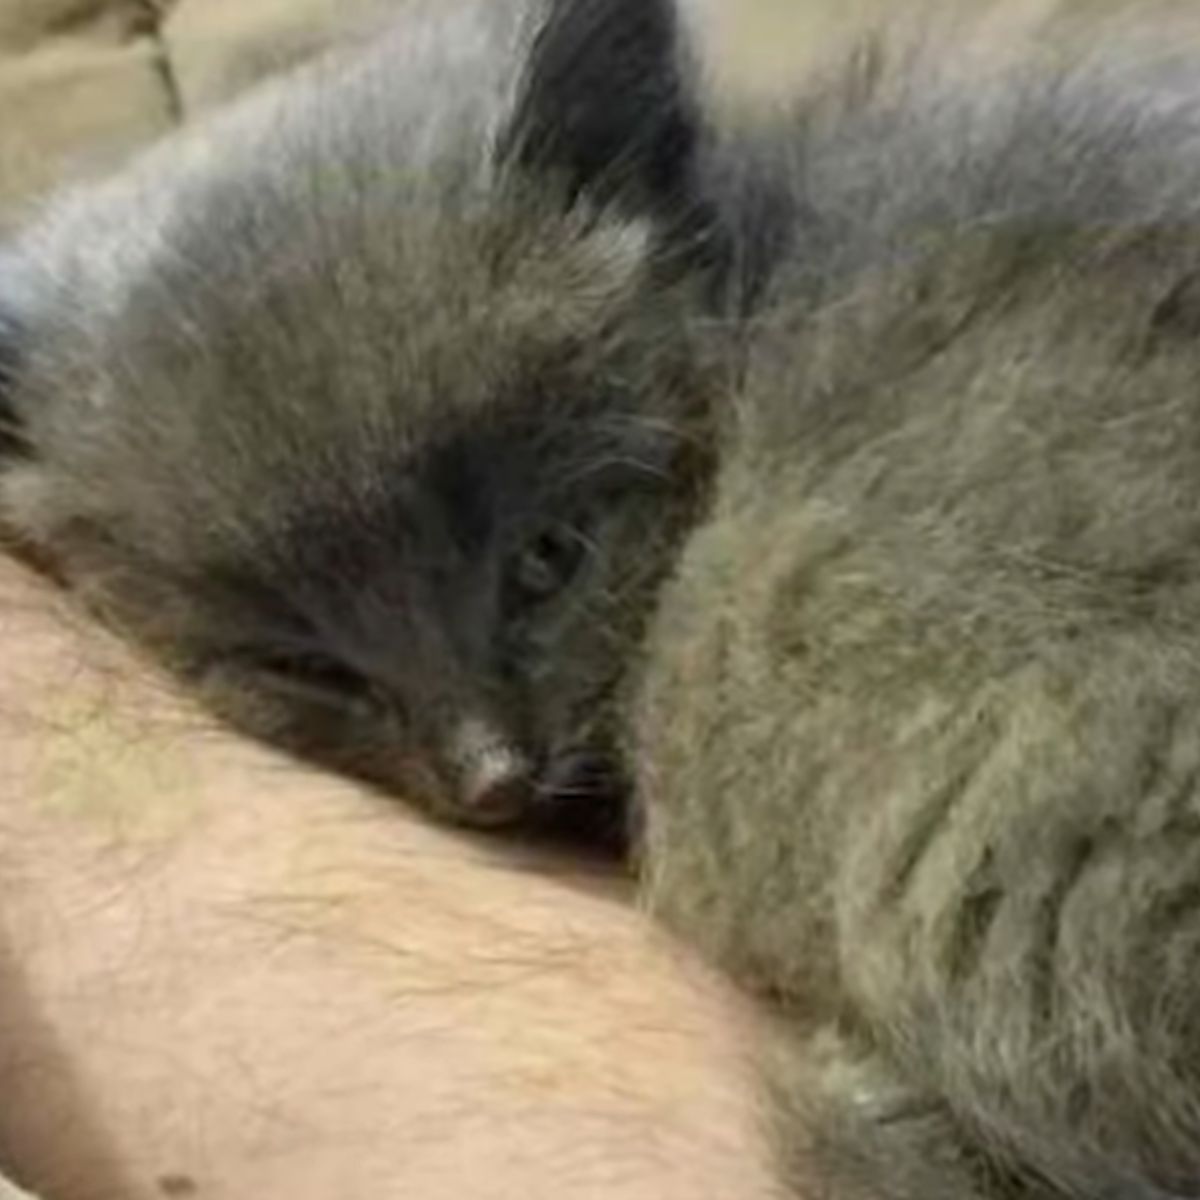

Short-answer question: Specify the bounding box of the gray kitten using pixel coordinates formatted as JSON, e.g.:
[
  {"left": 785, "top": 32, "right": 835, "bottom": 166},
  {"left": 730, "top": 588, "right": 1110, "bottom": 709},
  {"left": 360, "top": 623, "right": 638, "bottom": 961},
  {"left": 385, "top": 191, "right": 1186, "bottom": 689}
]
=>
[
  {"left": 0, "top": 0, "right": 715, "bottom": 835},
  {"left": 636, "top": 14, "right": 1200, "bottom": 1200}
]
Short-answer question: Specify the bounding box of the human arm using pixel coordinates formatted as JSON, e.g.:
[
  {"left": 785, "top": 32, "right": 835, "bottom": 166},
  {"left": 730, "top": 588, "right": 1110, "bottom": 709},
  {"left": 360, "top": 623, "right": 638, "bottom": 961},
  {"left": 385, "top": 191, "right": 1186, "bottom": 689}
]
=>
[{"left": 0, "top": 555, "right": 783, "bottom": 1200}]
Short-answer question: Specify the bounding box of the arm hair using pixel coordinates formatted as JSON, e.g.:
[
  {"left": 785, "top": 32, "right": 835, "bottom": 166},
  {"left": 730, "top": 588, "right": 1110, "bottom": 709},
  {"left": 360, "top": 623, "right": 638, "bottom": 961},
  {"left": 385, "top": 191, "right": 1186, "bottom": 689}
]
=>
[{"left": 0, "top": 556, "right": 784, "bottom": 1200}]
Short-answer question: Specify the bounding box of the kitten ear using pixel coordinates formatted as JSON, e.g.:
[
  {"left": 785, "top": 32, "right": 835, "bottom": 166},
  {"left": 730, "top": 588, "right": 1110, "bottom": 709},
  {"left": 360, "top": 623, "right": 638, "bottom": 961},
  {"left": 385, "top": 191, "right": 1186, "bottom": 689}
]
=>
[{"left": 504, "top": 0, "right": 700, "bottom": 217}]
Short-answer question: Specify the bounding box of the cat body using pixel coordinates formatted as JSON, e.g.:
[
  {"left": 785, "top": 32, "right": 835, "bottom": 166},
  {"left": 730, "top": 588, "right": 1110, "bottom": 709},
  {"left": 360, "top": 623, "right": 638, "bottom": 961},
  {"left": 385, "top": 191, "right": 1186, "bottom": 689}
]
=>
[{"left": 636, "top": 14, "right": 1200, "bottom": 1199}]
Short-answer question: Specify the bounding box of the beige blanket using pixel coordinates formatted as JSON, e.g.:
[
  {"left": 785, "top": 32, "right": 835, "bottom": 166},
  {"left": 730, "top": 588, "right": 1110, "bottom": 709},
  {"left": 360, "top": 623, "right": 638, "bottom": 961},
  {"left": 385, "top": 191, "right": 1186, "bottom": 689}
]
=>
[{"left": 0, "top": 0, "right": 396, "bottom": 228}]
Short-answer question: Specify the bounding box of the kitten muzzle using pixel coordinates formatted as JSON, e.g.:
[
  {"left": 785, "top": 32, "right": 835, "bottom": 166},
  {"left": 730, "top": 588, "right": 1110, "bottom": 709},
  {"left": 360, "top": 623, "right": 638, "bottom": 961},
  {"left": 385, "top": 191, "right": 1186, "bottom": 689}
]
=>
[{"left": 447, "top": 715, "right": 533, "bottom": 827}]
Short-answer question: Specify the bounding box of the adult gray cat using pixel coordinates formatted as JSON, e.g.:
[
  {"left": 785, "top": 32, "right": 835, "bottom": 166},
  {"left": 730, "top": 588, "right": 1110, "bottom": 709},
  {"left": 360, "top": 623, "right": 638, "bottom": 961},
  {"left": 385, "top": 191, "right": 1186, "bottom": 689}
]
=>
[{"left": 637, "top": 10, "right": 1200, "bottom": 1199}]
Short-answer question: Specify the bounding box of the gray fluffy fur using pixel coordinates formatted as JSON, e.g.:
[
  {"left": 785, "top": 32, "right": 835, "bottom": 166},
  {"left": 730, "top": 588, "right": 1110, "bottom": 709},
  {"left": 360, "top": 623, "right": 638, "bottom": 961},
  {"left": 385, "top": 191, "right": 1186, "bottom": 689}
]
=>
[
  {"left": 0, "top": 0, "right": 714, "bottom": 834},
  {"left": 637, "top": 14, "right": 1200, "bottom": 1200}
]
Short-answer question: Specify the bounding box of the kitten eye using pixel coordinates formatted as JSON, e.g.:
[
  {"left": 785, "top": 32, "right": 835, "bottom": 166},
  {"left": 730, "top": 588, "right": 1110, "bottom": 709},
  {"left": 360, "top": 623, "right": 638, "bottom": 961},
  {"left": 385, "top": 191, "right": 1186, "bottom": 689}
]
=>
[
  {"left": 245, "top": 650, "right": 376, "bottom": 707},
  {"left": 508, "top": 525, "right": 586, "bottom": 605}
]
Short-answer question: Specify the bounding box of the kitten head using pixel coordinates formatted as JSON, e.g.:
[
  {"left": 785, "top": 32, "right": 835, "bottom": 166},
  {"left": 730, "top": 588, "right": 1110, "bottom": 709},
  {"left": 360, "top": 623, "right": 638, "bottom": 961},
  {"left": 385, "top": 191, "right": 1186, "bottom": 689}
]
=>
[{"left": 0, "top": 0, "right": 717, "bottom": 833}]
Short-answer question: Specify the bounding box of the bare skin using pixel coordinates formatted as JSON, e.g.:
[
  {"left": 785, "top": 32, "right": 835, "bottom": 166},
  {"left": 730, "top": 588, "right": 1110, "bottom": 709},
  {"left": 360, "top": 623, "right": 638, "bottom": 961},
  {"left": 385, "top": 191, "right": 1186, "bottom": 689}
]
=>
[{"left": 0, "top": 555, "right": 783, "bottom": 1200}]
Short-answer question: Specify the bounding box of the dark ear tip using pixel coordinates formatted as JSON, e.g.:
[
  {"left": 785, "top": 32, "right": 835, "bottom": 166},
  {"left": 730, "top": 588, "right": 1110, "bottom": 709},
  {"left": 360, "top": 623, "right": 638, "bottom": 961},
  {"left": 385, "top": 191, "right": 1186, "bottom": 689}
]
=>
[{"left": 506, "top": 0, "right": 698, "bottom": 211}]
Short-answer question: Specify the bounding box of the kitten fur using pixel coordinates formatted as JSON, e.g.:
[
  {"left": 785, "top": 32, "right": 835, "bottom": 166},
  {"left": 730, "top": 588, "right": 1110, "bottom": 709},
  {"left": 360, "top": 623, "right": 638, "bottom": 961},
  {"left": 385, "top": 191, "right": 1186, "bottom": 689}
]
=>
[
  {"left": 0, "top": 0, "right": 715, "bottom": 834},
  {"left": 635, "top": 6, "right": 1200, "bottom": 1199}
]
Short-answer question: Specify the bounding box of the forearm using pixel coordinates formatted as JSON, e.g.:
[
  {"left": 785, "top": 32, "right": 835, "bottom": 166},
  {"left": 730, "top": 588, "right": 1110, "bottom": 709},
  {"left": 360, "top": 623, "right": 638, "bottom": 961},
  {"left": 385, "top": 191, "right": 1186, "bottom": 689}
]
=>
[{"left": 0, "top": 557, "right": 781, "bottom": 1200}]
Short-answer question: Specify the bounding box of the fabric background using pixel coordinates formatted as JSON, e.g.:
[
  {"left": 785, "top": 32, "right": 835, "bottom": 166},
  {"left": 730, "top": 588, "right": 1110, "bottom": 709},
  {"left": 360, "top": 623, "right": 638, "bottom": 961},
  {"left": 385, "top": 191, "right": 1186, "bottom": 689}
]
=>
[{"left": 0, "top": 0, "right": 397, "bottom": 229}]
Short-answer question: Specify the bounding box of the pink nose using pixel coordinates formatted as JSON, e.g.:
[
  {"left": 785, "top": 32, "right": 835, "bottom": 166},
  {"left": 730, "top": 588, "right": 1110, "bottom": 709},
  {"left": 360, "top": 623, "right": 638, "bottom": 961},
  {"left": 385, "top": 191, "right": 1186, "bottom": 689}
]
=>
[
  {"left": 459, "top": 746, "right": 531, "bottom": 826},
  {"left": 464, "top": 769, "right": 531, "bottom": 825},
  {"left": 447, "top": 716, "right": 532, "bottom": 827}
]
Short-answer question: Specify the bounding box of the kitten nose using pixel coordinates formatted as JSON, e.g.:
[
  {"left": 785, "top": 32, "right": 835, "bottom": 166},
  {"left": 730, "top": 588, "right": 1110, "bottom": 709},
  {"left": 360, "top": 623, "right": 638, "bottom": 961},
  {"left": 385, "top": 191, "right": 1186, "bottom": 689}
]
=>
[
  {"left": 449, "top": 716, "right": 532, "bottom": 826},
  {"left": 461, "top": 749, "right": 531, "bottom": 824}
]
